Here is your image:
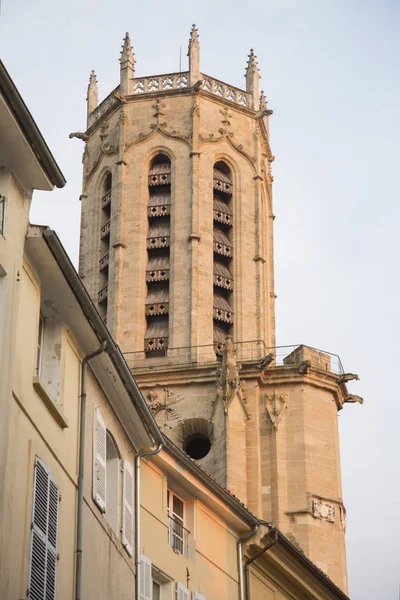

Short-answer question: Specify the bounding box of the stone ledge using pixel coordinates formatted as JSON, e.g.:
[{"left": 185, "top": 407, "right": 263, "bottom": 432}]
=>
[{"left": 33, "top": 377, "right": 69, "bottom": 429}]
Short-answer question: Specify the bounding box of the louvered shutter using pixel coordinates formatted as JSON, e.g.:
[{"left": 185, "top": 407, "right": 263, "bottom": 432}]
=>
[
  {"left": 192, "top": 593, "right": 207, "bottom": 600},
  {"left": 93, "top": 407, "right": 107, "bottom": 512},
  {"left": 28, "top": 458, "right": 59, "bottom": 600},
  {"left": 122, "top": 460, "right": 134, "bottom": 556},
  {"left": 140, "top": 554, "right": 152, "bottom": 600},
  {"left": 176, "top": 582, "right": 189, "bottom": 600}
]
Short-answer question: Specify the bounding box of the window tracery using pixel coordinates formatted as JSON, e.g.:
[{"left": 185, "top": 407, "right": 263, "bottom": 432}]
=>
[
  {"left": 145, "top": 155, "right": 171, "bottom": 355},
  {"left": 213, "top": 162, "right": 234, "bottom": 351},
  {"left": 98, "top": 172, "right": 112, "bottom": 322}
]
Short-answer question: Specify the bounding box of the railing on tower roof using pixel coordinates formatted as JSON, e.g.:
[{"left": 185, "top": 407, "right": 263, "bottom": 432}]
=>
[
  {"left": 89, "top": 71, "right": 253, "bottom": 125},
  {"left": 123, "top": 341, "right": 344, "bottom": 375}
]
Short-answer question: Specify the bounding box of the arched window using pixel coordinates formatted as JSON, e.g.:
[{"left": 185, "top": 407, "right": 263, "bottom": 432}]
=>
[
  {"left": 145, "top": 154, "right": 171, "bottom": 355},
  {"left": 99, "top": 172, "right": 112, "bottom": 322},
  {"left": 106, "top": 430, "right": 119, "bottom": 533},
  {"left": 213, "top": 161, "right": 234, "bottom": 350}
]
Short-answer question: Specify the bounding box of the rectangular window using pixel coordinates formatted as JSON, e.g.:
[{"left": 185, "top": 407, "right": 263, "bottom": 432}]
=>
[
  {"left": 28, "top": 457, "right": 59, "bottom": 600},
  {"left": 34, "top": 301, "right": 62, "bottom": 404},
  {"left": 167, "top": 489, "right": 188, "bottom": 557},
  {"left": 0, "top": 194, "right": 6, "bottom": 236}
]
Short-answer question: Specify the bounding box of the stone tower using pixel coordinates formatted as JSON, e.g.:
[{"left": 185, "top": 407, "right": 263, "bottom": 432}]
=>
[{"left": 77, "top": 27, "right": 360, "bottom": 592}]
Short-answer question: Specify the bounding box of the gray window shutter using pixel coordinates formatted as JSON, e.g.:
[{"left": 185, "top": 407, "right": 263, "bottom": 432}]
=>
[
  {"left": 28, "top": 458, "right": 59, "bottom": 600},
  {"left": 93, "top": 406, "right": 107, "bottom": 512},
  {"left": 177, "top": 582, "right": 189, "bottom": 600},
  {"left": 192, "top": 593, "right": 207, "bottom": 600},
  {"left": 140, "top": 554, "right": 152, "bottom": 600},
  {"left": 122, "top": 460, "right": 134, "bottom": 556}
]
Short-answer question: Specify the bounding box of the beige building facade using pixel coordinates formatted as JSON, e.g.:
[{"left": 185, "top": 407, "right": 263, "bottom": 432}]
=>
[
  {"left": 77, "top": 27, "right": 363, "bottom": 594},
  {"left": 0, "top": 60, "right": 65, "bottom": 591},
  {"left": 1, "top": 222, "right": 351, "bottom": 600}
]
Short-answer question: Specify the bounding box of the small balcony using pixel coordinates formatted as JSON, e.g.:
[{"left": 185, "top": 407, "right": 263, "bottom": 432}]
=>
[
  {"left": 99, "top": 252, "right": 109, "bottom": 271},
  {"left": 168, "top": 515, "right": 189, "bottom": 557},
  {"left": 102, "top": 189, "right": 111, "bottom": 209},
  {"left": 101, "top": 220, "right": 111, "bottom": 239},
  {"left": 98, "top": 285, "right": 108, "bottom": 304}
]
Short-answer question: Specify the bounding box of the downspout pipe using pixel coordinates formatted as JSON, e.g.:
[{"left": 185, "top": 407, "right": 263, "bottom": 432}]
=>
[
  {"left": 237, "top": 523, "right": 259, "bottom": 600},
  {"left": 244, "top": 527, "right": 279, "bottom": 600},
  {"left": 135, "top": 444, "right": 164, "bottom": 600},
  {"left": 75, "top": 341, "right": 107, "bottom": 600}
]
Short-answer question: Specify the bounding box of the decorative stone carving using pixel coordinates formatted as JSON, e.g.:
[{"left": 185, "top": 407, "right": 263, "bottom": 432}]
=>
[
  {"left": 338, "top": 372, "right": 359, "bottom": 383},
  {"left": 69, "top": 131, "right": 89, "bottom": 142},
  {"left": 213, "top": 336, "right": 249, "bottom": 420},
  {"left": 312, "top": 499, "right": 335, "bottom": 523},
  {"left": 264, "top": 390, "right": 287, "bottom": 430},
  {"left": 344, "top": 394, "right": 364, "bottom": 404}
]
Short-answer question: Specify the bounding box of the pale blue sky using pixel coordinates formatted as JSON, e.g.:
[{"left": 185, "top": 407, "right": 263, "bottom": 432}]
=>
[{"left": 2, "top": 1, "right": 400, "bottom": 598}]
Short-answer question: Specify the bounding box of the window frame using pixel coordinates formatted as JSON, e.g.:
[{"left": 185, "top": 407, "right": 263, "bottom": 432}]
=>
[
  {"left": 167, "top": 489, "right": 188, "bottom": 557},
  {"left": 28, "top": 457, "right": 59, "bottom": 600}
]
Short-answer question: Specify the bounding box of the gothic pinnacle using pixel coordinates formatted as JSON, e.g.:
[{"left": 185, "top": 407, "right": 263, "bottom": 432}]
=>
[
  {"left": 188, "top": 23, "right": 200, "bottom": 85},
  {"left": 260, "top": 90, "right": 267, "bottom": 111},
  {"left": 120, "top": 32, "right": 135, "bottom": 95},
  {"left": 245, "top": 48, "right": 261, "bottom": 109},
  {"left": 87, "top": 70, "right": 98, "bottom": 121},
  {"left": 189, "top": 23, "right": 199, "bottom": 43},
  {"left": 245, "top": 48, "right": 259, "bottom": 75},
  {"left": 120, "top": 32, "right": 135, "bottom": 65}
]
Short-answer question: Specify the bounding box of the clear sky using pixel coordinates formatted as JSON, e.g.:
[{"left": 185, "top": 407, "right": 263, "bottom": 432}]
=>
[{"left": 2, "top": 1, "right": 399, "bottom": 598}]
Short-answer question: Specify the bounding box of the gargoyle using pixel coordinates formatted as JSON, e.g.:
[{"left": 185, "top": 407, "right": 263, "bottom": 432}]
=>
[
  {"left": 344, "top": 394, "right": 364, "bottom": 404},
  {"left": 338, "top": 373, "right": 360, "bottom": 383},
  {"left": 258, "top": 353, "right": 274, "bottom": 369},
  {"left": 69, "top": 131, "right": 88, "bottom": 141},
  {"left": 298, "top": 359, "right": 311, "bottom": 374},
  {"left": 113, "top": 90, "right": 127, "bottom": 103}
]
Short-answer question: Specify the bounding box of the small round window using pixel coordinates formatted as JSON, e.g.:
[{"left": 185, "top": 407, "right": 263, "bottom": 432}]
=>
[{"left": 183, "top": 433, "right": 211, "bottom": 460}]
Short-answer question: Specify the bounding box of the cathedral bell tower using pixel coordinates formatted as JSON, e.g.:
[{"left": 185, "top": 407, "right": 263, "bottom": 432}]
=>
[{"left": 76, "top": 27, "right": 361, "bottom": 593}]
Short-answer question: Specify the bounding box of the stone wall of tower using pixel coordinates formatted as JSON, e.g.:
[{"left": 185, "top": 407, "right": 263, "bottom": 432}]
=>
[{"left": 79, "top": 89, "right": 276, "bottom": 355}]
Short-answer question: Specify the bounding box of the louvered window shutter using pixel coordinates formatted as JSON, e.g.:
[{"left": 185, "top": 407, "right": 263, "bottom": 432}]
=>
[
  {"left": 176, "top": 582, "right": 190, "bottom": 600},
  {"left": 122, "top": 460, "right": 134, "bottom": 556},
  {"left": 93, "top": 407, "right": 107, "bottom": 512},
  {"left": 28, "top": 458, "right": 59, "bottom": 600},
  {"left": 140, "top": 554, "right": 152, "bottom": 600},
  {"left": 192, "top": 593, "right": 207, "bottom": 600}
]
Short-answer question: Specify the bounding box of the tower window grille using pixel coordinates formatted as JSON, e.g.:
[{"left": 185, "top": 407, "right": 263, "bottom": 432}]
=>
[
  {"left": 98, "top": 172, "right": 112, "bottom": 322},
  {"left": 145, "top": 156, "right": 171, "bottom": 355},
  {"left": 213, "top": 162, "right": 234, "bottom": 351}
]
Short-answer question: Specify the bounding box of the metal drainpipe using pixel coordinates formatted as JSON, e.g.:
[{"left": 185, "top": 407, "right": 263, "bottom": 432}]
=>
[
  {"left": 135, "top": 444, "right": 164, "bottom": 600},
  {"left": 75, "top": 341, "right": 107, "bottom": 600},
  {"left": 244, "top": 528, "right": 279, "bottom": 600},
  {"left": 237, "top": 523, "right": 259, "bottom": 600}
]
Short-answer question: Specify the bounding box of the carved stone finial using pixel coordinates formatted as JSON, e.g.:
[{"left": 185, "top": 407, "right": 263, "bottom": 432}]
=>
[
  {"left": 120, "top": 32, "right": 135, "bottom": 95},
  {"left": 87, "top": 70, "right": 98, "bottom": 120},
  {"left": 188, "top": 24, "right": 200, "bottom": 85},
  {"left": 189, "top": 23, "right": 199, "bottom": 41},
  {"left": 245, "top": 49, "right": 261, "bottom": 110}
]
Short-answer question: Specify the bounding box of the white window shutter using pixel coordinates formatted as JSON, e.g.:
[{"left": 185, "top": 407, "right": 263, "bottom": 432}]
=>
[
  {"left": 28, "top": 458, "right": 59, "bottom": 600},
  {"left": 122, "top": 460, "right": 134, "bottom": 556},
  {"left": 177, "top": 582, "right": 190, "bottom": 600},
  {"left": 140, "top": 554, "right": 152, "bottom": 600},
  {"left": 93, "top": 406, "right": 107, "bottom": 512},
  {"left": 192, "top": 593, "right": 207, "bottom": 600}
]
